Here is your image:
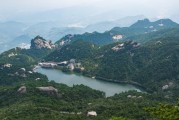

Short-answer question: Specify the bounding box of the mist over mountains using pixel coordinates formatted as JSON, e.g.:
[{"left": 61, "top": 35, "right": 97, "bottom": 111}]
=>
[
  {"left": 1, "top": 0, "right": 179, "bottom": 120},
  {"left": 0, "top": 15, "right": 147, "bottom": 53},
  {"left": 0, "top": 0, "right": 178, "bottom": 53}
]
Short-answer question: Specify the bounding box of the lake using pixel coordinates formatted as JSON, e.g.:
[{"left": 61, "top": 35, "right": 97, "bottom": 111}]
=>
[{"left": 35, "top": 67, "right": 141, "bottom": 97}]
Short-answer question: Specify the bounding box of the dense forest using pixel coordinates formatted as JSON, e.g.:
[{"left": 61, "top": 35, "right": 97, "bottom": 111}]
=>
[
  {"left": 0, "top": 19, "right": 179, "bottom": 119},
  {"left": 46, "top": 36, "right": 179, "bottom": 100},
  {"left": 0, "top": 64, "right": 178, "bottom": 120}
]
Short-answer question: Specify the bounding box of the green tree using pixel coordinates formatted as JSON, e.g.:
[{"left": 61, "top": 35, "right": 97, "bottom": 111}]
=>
[
  {"left": 146, "top": 100, "right": 179, "bottom": 120},
  {"left": 109, "top": 116, "right": 129, "bottom": 120}
]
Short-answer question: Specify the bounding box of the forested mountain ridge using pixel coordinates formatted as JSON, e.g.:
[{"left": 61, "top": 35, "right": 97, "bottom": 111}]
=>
[
  {"left": 55, "top": 19, "right": 179, "bottom": 46},
  {"left": 45, "top": 35, "right": 179, "bottom": 100},
  {"left": 130, "top": 19, "right": 178, "bottom": 28}
]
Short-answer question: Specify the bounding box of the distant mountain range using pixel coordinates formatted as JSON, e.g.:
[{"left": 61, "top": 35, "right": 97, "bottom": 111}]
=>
[
  {"left": 0, "top": 18, "right": 178, "bottom": 54},
  {"left": 56, "top": 19, "right": 179, "bottom": 46},
  {"left": 0, "top": 15, "right": 146, "bottom": 53},
  {"left": 85, "top": 15, "right": 146, "bottom": 32}
]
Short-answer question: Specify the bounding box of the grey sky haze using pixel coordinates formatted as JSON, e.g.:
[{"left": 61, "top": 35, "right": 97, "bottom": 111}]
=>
[{"left": 0, "top": 0, "right": 178, "bottom": 22}]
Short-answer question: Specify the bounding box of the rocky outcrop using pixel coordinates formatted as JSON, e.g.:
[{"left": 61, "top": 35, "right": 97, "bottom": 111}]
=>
[
  {"left": 18, "top": 68, "right": 27, "bottom": 77},
  {"left": 162, "top": 85, "right": 169, "bottom": 90},
  {"left": 162, "top": 82, "right": 174, "bottom": 90},
  {"left": 20, "top": 68, "right": 26, "bottom": 72},
  {"left": 112, "top": 40, "right": 140, "bottom": 51},
  {"left": 3, "top": 64, "right": 12, "bottom": 68},
  {"left": 87, "top": 111, "right": 97, "bottom": 117},
  {"left": 58, "top": 34, "right": 74, "bottom": 47},
  {"left": 36, "top": 86, "right": 60, "bottom": 97},
  {"left": 30, "top": 35, "right": 55, "bottom": 49},
  {"left": 17, "top": 86, "right": 27, "bottom": 94}
]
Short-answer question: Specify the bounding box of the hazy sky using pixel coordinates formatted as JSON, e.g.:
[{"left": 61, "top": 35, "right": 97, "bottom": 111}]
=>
[{"left": 0, "top": 0, "right": 178, "bottom": 22}]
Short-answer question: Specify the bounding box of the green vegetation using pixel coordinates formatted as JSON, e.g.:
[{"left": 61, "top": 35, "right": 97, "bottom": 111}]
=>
[
  {"left": 0, "top": 47, "right": 36, "bottom": 66},
  {"left": 46, "top": 40, "right": 97, "bottom": 62},
  {"left": 56, "top": 19, "right": 179, "bottom": 46},
  {"left": 109, "top": 117, "right": 129, "bottom": 120},
  {"left": 0, "top": 64, "right": 173, "bottom": 120},
  {"left": 0, "top": 20, "right": 179, "bottom": 119},
  {"left": 146, "top": 100, "right": 179, "bottom": 120},
  {"left": 0, "top": 63, "right": 167, "bottom": 120},
  {"left": 46, "top": 36, "right": 179, "bottom": 100}
]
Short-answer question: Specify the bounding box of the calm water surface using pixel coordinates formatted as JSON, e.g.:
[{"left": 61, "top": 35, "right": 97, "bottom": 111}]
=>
[{"left": 36, "top": 67, "right": 141, "bottom": 97}]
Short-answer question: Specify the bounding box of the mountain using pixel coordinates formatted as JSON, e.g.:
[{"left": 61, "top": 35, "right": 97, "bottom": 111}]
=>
[
  {"left": 7, "top": 35, "right": 32, "bottom": 49},
  {"left": 0, "top": 15, "right": 144, "bottom": 51},
  {"left": 0, "top": 23, "right": 179, "bottom": 120},
  {"left": 0, "top": 21, "right": 27, "bottom": 39},
  {"left": 85, "top": 15, "right": 146, "bottom": 32},
  {"left": 0, "top": 21, "right": 28, "bottom": 53},
  {"left": 1, "top": 18, "right": 177, "bottom": 54},
  {"left": 131, "top": 18, "right": 178, "bottom": 29},
  {"left": 33, "top": 16, "right": 146, "bottom": 42},
  {"left": 0, "top": 36, "right": 56, "bottom": 67},
  {"left": 1, "top": 18, "right": 177, "bottom": 53},
  {"left": 2, "top": 35, "right": 56, "bottom": 53},
  {"left": 127, "top": 27, "right": 179, "bottom": 43},
  {"left": 0, "top": 37, "right": 176, "bottom": 120},
  {"left": 46, "top": 27, "right": 85, "bottom": 41},
  {"left": 30, "top": 36, "right": 55, "bottom": 49},
  {"left": 42, "top": 16, "right": 146, "bottom": 43},
  {"left": 46, "top": 29, "right": 179, "bottom": 99},
  {"left": 45, "top": 40, "right": 97, "bottom": 62},
  {"left": 56, "top": 19, "right": 179, "bottom": 46},
  {"left": 110, "top": 19, "right": 179, "bottom": 38}
]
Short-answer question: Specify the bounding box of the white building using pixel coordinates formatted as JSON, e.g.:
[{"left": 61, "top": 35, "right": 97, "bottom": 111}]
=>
[{"left": 39, "top": 62, "right": 57, "bottom": 68}]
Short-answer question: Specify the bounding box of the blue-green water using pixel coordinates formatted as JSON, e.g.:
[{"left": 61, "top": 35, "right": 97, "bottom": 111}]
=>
[{"left": 36, "top": 67, "right": 141, "bottom": 97}]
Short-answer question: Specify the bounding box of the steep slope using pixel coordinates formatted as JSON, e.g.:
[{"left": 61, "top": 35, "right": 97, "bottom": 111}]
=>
[
  {"left": 97, "top": 37, "right": 178, "bottom": 95},
  {"left": 0, "top": 47, "right": 36, "bottom": 66},
  {"left": 95, "top": 37, "right": 179, "bottom": 91},
  {"left": 130, "top": 19, "right": 178, "bottom": 29},
  {"left": 31, "top": 35, "right": 55, "bottom": 49},
  {"left": 45, "top": 40, "right": 97, "bottom": 62},
  {"left": 127, "top": 28, "right": 179, "bottom": 43},
  {"left": 46, "top": 35, "right": 179, "bottom": 99}
]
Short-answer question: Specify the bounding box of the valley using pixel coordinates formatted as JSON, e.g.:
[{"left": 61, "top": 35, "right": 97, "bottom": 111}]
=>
[{"left": 0, "top": 18, "right": 179, "bottom": 120}]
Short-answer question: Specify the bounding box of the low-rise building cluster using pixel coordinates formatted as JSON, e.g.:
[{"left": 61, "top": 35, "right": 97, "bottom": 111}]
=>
[{"left": 39, "top": 59, "right": 85, "bottom": 72}]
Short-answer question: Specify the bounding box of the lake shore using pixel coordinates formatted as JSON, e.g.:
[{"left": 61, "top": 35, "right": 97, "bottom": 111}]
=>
[{"left": 35, "top": 67, "right": 142, "bottom": 97}]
